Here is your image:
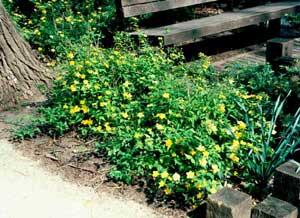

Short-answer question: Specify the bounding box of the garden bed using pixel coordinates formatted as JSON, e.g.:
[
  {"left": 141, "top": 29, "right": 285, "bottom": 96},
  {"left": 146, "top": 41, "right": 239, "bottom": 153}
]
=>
[{"left": 1, "top": 107, "right": 187, "bottom": 218}]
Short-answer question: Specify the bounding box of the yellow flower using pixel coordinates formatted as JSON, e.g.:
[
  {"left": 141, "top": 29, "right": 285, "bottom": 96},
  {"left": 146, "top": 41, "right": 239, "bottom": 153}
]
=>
[
  {"left": 81, "top": 105, "right": 89, "bottom": 114},
  {"left": 190, "top": 150, "right": 196, "bottom": 156},
  {"left": 156, "top": 123, "right": 164, "bottom": 130},
  {"left": 121, "top": 112, "right": 129, "bottom": 119},
  {"left": 186, "top": 171, "right": 195, "bottom": 179},
  {"left": 80, "top": 100, "right": 86, "bottom": 105},
  {"left": 164, "top": 188, "right": 171, "bottom": 195},
  {"left": 199, "top": 159, "right": 207, "bottom": 167},
  {"left": 172, "top": 173, "right": 180, "bottom": 182},
  {"left": 67, "top": 52, "right": 74, "bottom": 59},
  {"left": 253, "top": 147, "right": 259, "bottom": 153},
  {"left": 233, "top": 171, "right": 238, "bottom": 176},
  {"left": 156, "top": 113, "right": 166, "bottom": 120},
  {"left": 215, "top": 145, "right": 221, "bottom": 152},
  {"left": 83, "top": 80, "right": 89, "bottom": 85},
  {"left": 240, "top": 140, "right": 247, "bottom": 146},
  {"left": 137, "top": 112, "right": 144, "bottom": 118},
  {"left": 161, "top": 171, "right": 169, "bottom": 179},
  {"left": 162, "top": 93, "right": 170, "bottom": 99},
  {"left": 197, "top": 145, "right": 206, "bottom": 151},
  {"left": 234, "top": 131, "right": 242, "bottom": 138},
  {"left": 123, "top": 81, "right": 130, "bottom": 87},
  {"left": 230, "top": 126, "right": 237, "bottom": 133},
  {"left": 165, "top": 139, "right": 173, "bottom": 148},
  {"left": 203, "top": 151, "right": 209, "bottom": 157},
  {"left": 80, "top": 74, "right": 86, "bottom": 79},
  {"left": 159, "top": 180, "right": 165, "bottom": 188},
  {"left": 56, "top": 76, "right": 62, "bottom": 81},
  {"left": 105, "top": 90, "right": 111, "bottom": 95},
  {"left": 134, "top": 133, "right": 142, "bottom": 139},
  {"left": 256, "top": 95, "right": 262, "bottom": 100},
  {"left": 152, "top": 171, "right": 159, "bottom": 178},
  {"left": 231, "top": 140, "right": 240, "bottom": 150},
  {"left": 63, "top": 104, "right": 68, "bottom": 109},
  {"left": 205, "top": 119, "right": 217, "bottom": 134},
  {"left": 229, "top": 153, "right": 239, "bottom": 163},
  {"left": 147, "top": 128, "right": 153, "bottom": 134},
  {"left": 219, "top": 93, "right": 226, "bottom": 99},
  {"left": 81, "top": 118, "right": 93, "bottom": 126},
  {"left": 237, "top": 121, "right": 247, "bottom": 130},
  {"left": 123, "top": 92, "right": 132, "bottom": 100},
  {"left": 197, "top": 86, "right": 203, "bottom": 91},
  {"left": 196, "top": 192, "right": 203, "bottom": 199},
  {"left": 70, "top": 106, "right": 81, "bottom": 114},
  {"left": 100, "top": 102, "right": 106, "bottom": 107},
  {"left": 69, "top": 60, "right": 75, "bottom": 66},
  {"left": 218, "top": 104, "right": 226, "bottom": 113},
  {"left": 103, "top": 62, "right": 109, "bottom": 68},
  {"left": 195, "top": 183, "right": 201, "bottom": 190},
  {"left": 104, "top": 122, "right": 113, "bottom": 132},
  {"left": 210, "top": 187, "right": 217, "bottom": 194},
  {"left": 211, "top": 164, "right": 219, "bottom": 174},
  {"left": 70, "top": 84, "right": 77, "bottom": 92},
  {"left": 96, "top": 126, "right": 102, "bottom": 132}
]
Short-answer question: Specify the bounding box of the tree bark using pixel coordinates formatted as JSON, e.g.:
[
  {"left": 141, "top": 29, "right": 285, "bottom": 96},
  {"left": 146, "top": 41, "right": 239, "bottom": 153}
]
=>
[{"left": 0, "top": 0, "right": 52, "bottom": 110}]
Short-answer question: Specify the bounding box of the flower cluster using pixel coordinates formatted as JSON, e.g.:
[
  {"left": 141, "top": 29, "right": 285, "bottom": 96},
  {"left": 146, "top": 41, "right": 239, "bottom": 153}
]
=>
[
  {"left": 33, "top": 36, "right": 267, "bottom": 207},
  {"left": 3, "top": 0, "right": 116, "bottom": 57}
]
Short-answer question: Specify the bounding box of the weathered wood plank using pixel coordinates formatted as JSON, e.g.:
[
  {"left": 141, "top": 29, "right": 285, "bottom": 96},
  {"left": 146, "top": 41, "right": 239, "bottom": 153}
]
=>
[
  {"left": 122, "top": 0, "right": 217, "bottom": 17},
  {"left": 130, "top": 1, "right": 300, "bottom": 45},
  {"left": 121, "top": 0, "right": 157, "bottom": 6}
]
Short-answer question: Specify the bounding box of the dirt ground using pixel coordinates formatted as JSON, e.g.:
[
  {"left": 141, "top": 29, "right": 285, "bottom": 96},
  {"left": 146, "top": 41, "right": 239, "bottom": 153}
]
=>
[{"left": 0, "top": 106, "right": 188, "bottom": 218}]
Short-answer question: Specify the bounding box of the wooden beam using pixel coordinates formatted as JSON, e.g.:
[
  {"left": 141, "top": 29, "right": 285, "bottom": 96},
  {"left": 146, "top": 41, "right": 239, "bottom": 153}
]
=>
[
  {"left": 130, "top": 1, "right": 300, "bottom": 45},
  {"left": 122, "top": 0, "right": 217, "bottom": 17},
  {"left": 121, "top": 0, "right": 157, "bottom": 6}
]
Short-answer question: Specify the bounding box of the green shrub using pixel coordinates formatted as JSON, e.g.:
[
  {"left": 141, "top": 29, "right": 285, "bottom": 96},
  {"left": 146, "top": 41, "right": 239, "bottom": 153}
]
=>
[
  {"left": 14, "top": 34, "right": 273, "bottom": 207},
  {"left": 221, "top": 63, "right": 300, "bottom": 112},
  {"left": 3, "top": 0, "right": 116, "bottom": 58}
]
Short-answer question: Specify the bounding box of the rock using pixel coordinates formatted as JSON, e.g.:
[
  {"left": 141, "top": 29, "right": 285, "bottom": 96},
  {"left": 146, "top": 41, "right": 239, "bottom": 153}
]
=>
[
  {"left": 251, "top": 196, "right": 298, "bottom": 218},
  {"left": 273, "top": 161, "right": 300, "bottom": 208},
  {"left": 206, "top": 187, "right": 251, "bottom": 218},
  {"left": 266, "top": 38, "right": 293, "bottom": 64}
]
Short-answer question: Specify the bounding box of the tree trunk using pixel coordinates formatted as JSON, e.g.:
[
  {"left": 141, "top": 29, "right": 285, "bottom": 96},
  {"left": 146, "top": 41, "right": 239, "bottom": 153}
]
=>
[{"left": 0, "top": 0, "right": 52, "bottom": 110}]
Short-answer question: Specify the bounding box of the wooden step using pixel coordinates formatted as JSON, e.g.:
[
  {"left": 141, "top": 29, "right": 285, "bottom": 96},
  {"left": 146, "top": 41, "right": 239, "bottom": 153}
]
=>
[{"left": 130, "top": 1, "right": 300, "bottom": 45}]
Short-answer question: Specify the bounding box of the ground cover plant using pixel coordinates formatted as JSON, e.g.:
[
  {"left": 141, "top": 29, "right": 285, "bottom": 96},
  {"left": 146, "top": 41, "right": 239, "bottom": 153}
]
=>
[
  {"left": 3, "top": 0, "right": 116, "bottom": 58},
  {"left": 5, "top": 0, "right": 300, "bottom": 211},
  {"left": 14, "top": 32, "right": 299, "bottom": 207}
]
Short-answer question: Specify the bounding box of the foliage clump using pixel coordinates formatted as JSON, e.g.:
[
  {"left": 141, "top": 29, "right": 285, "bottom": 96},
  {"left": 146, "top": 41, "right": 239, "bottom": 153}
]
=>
[
  {"left": 13, "top": 34, "right": 279, "bottom": 207},
  {"left": 3, "top": 0, "right": 116, "bottom": 58}
]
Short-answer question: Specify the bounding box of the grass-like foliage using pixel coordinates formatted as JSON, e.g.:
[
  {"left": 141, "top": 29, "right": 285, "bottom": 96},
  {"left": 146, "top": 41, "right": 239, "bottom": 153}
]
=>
[{"left": 238, "top": 92, "right": 300, "bottom": 188}]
